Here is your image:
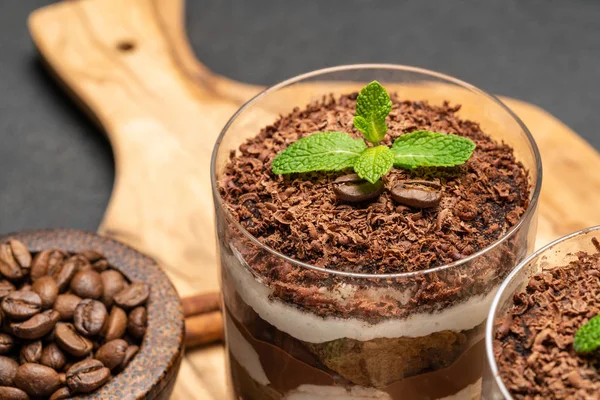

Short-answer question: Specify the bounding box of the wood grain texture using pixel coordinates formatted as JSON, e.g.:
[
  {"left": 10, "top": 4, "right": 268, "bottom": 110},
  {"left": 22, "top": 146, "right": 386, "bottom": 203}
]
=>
[{"left": 28, "top": 0, "right": 600, "bottom": 398}]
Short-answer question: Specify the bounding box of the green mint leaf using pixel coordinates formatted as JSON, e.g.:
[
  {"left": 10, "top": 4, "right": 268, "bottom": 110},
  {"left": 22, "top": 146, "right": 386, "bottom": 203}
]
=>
[
  {"left": 272, "top": 132, "right": 367, "bottom": 175},
  {"left": 353, "top": 146, "right": 394, "bottom": 184},
  {"left": 353, "top": 81, "right": 392, "bottom": 145},
  {"left": 574, "top": 314, "right": 600, "bottom": 354},
  {"left": 391, "top": 130, "right": 476, "bottom": 169}
]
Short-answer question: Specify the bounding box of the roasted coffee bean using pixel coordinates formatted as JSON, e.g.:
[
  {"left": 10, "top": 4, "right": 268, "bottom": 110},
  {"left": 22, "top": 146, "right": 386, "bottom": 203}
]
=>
[
  {"left": 8, "top": 240, "right": 31, "bottom": 270},
  {"left": 390, "top": 180, "right": 442, "bottom": 208},
  {"left": 333, "top": 173, "right": 385, "bottom": 203},
  {"left": 104, "top": 306, "right": 127, "bottom": 341},
  {"left": 0, "top": 244, "right": 24, "bottom": 281},
  {"left": 0, "top": 386, "right": 29, "bottom": 400},
  {"left": 55, "top": 323, "right": 93, "bottom": 357},
  {"left": 19, "top": 285, "right": 31, "bottom": 292},
  {"left": 0, "top": 356, "right": 19, "bottom": 386},
  {"left": 121, "top": 345, "right": 139, "bottom": 370},
  {"left": 50, "top": 258, "right": 78, "bottom": 293},
  {"left": 92, "top": 259, "right": 109, "bottom": 273},
  {"left": 100, "top": 270, "right": 126, "bottom": 308},
  {"left": 0, "top": 280, "right": 15, "bottom": 300},
  {"left": 11, "top": 310, "right": 60, "bottom": 340},
  {"left": 74, "top": 299, "right": 107, "bottom": 337},
  {"left": 49, "top": 386, "right": 72, "bottom": 400},
  {"left": 31, "top": 277, "right": 58, "bottom": 309},
  {"left": 80, "top": 250, "right": 104, "bottom": 263},
  {"left": 66, "top": 359, "right": 111, "bottom": 394},
  {"left": 40, "top": 343, "right": 66, "bottom": 371},
  {"left": 114, "top": 282, "right": 150, "bottom": 309},
  {"left": 128, "top": 306, "right": 147, "bottom": 340},
  {"left": 30, "top": 250, "right": 65, "bottom": 281},
  {"left": 19, "top": 340, "right": 42, "bottom": 364},
  {"left": 2, "top": 291, "right": 42, "bottom": 321},
  {"left": 53, "top": 294, "right": 81, "bottom": 321},
  {"left": 96, "top": 339, "right": 128, "bottom": 370},
  {"left": 0, "top": 333, "right": 15, "bottom": 354},
  {"left": 70, "top": 270, "right": 103, "bottom": 300},
  {"left": 69, "top": 255, "right": 92, "bottom": 272},
  {"left": 14, "top": 363, "right": 61, "bottom": 397}
]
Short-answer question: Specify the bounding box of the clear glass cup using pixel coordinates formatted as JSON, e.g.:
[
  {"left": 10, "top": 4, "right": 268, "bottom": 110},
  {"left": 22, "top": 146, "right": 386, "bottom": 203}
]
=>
[
  {"left": 483, "top": 226, "right": 600, "bottom": 400},
  {"left": 211, "top": 65, "right": 542, "bottom": 400}
]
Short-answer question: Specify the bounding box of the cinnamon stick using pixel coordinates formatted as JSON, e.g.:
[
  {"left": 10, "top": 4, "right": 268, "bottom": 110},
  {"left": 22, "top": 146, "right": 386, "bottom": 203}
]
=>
[
  {"left": 184, "top": 310, "right": 224, "bottom": 347},
  {"left": 182, "top": 292, "right": 224, "bottom": 348}
]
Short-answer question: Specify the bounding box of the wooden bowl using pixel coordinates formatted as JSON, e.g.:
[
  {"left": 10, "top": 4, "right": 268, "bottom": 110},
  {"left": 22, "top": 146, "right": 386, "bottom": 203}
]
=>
[{"left": 0, "top": 229, "right": 185, "bottom": 400}]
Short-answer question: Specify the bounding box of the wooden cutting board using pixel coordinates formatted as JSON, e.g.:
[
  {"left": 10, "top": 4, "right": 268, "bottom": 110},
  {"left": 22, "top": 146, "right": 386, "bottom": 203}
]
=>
[{"left": 28, "top": 0, "right": 600, "bottom": 398}]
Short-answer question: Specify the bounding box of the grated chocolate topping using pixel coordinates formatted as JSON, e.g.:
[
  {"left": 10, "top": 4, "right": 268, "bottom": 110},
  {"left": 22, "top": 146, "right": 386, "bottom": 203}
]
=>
[
  {"left": 494, "top": 249, "right": 600, "bottom": 399},
  {"left": 219, "top": 94, "right": 530, "bottom": 275}
]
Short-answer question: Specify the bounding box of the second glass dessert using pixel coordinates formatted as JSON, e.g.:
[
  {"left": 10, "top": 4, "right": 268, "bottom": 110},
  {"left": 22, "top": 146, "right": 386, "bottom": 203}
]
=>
[{"left": 212, "top": 65, "right": 542, "bottom": 399}]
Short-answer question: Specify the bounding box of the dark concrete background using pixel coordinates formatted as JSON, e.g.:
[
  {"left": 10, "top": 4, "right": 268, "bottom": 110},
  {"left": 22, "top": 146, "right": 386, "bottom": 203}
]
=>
[{"left": 1, "top": 0, "right": 599, "bottom": 233}]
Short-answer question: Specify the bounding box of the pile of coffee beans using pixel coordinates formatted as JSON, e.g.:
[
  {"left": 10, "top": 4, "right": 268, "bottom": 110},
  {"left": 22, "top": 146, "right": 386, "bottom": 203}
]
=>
[{"left": 0, "top": 239, "right": 150, "bottom": 400}]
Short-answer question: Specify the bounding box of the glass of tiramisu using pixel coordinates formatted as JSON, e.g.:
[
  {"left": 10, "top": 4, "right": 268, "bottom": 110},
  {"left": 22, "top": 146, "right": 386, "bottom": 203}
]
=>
[
  {"left": 485, "top": 226, "right": 600, "bottom": 400},
  {"left": 211, "top": 65, "right": 542, "bottom": 400}
]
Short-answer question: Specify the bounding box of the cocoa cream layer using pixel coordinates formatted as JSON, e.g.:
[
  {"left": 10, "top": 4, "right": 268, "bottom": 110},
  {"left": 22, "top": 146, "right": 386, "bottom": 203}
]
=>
[
  {"left": 223, "top": 247, "right": 497, "bottom": 342},
  {"left": 226, "top": 309, "right": 485, "bottom": 399}
]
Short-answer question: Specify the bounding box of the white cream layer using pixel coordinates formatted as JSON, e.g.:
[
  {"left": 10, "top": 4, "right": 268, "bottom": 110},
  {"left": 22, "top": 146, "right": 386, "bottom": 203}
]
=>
[
  {"left": 224, "top": 246, "right": 498, "bottom": 343},
  {"left": 225, "top": 314, "right": 271, "bottom": 386}
]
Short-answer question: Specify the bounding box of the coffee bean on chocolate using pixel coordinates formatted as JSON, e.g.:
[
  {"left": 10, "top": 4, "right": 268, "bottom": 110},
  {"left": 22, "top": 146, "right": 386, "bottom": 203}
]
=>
[
  {"left": 19, "top": 341, "right": 42, "bottom": 364},
  {"left": 74, "top": 299, "right": 108, "bottom": 337},
  {"left": 49, "top": 386, "right": 72, "bottom": 400},
  {"left": 96, "top": 339, "right": 128, "bottom": 370},
  {"left": 11, "top": 310, "right": 60, "bottom": 340},
  {"left": 55, "top": 323, "right": 93, "bottom": 357},
  {"left": 30, "top": 250, "right": 65, "bottom": 281},
  {"left": 70, "top": 270, "right": 103, "bottom": 300},
  {"left": 0, "top": 244, "right": 24, "bottom": 281},
  {"left": 31, "top": 277, "right": 58, "bottom": 309},
  {"left": 0, "top": 281, "right": 15, "bottom": 300},
  {"left": 50, "top": 258, "right": 79, "bottom": 293},
  {"left": 113, "top": 282, "right": 150, "bottom": 309},
  {"left": 390, "top": 180, "right": 442, "bottom": 208},
  {"left": 128, "top": 306, "right": 147, "bottom": 340},
  {"left": 100, "top": 270, "right": 126, "bottom": 308},
  {"left": 104, "top": 306, "right": 127, "bottom": 341},
  {"left": 0, "top": 356, "right": 19, "bottom": 386},
  {"left": 53, "top": 294, "right": 81, "bottom": 321},
  {"left": 66, "top": 359, "right": 111, "bottom": 394},
  {"left": 0, "top": 333, "right": 15, "bottom": 354},
  {"left": 14, "top": 363, "right": 62, "bottom": 397},
  {"left": 2, "top": 291, "right": 42, "bottom": 321},
  {"left": 0, "top": 386, "right": 29, "bottom": 400},
  {"left": 121, "top": 345, "right": 139, "bottom": 370},
  {"left": 333, "top": 173, "right": 385, "bottom": 203},
  {"left": 40, "top": 343, "right": 66, "bottom": 371}
]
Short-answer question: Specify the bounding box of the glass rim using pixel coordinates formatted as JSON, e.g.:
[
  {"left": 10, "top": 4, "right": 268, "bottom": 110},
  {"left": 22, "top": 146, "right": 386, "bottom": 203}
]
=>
[
  {"left": 210, "top": 63, "right": 543, "bottom": 279},
  {"left": 484, "top": 224, "right": 600, "bottom": 399}
]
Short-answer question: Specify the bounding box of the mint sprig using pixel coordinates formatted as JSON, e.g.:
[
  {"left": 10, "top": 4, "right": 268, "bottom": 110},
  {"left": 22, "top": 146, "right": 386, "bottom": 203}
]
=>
[
  {"left": 353, "top": 81, "right": 392, "bottom": 145},
  {"left": 574, "top": 314, "right": 600, "bottom": 354},
  {"left": 392, "top": 130, "right": 477, "bottom": 169},
  {"left": 271, "top": 81, "right": 476, "bottom": 184},
  {"left": 271, "top": 132, "right": 366, "bottom": 174},
  {"left": 354, "top": 146, "right": 394, "bottom": 184}
]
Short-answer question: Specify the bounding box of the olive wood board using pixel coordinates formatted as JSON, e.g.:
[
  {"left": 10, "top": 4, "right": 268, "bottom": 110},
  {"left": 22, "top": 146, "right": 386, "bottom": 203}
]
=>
[{"left": 28, "top": 0, "right": 600, "bottom": 398}]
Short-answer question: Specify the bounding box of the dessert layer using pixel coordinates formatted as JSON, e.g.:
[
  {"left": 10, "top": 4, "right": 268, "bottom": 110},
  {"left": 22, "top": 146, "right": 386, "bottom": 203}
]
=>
[
  {"left": 225, "top": 305, "right": 485, "bottom": 399},
  {"left": 219, "top": 96, "right": 530, "bottom": 277},
  {"left": 494, "top": 249, "right": 600, "bottom": 399},
  {"left": 223, "top": 247, "right": 497, "bottom": 341}
]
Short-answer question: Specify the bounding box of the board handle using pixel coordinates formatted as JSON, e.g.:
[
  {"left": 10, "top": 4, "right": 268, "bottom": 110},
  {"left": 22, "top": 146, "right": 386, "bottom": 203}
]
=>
[{"left": 28, "top": 0, "right": 260, "bottom": 297}]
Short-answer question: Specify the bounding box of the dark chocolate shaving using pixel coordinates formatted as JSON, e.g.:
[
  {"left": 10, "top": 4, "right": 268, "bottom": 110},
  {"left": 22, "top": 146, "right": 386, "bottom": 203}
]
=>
[{"left": 494, "top": 251, "right": 600, "bottom": 399}]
